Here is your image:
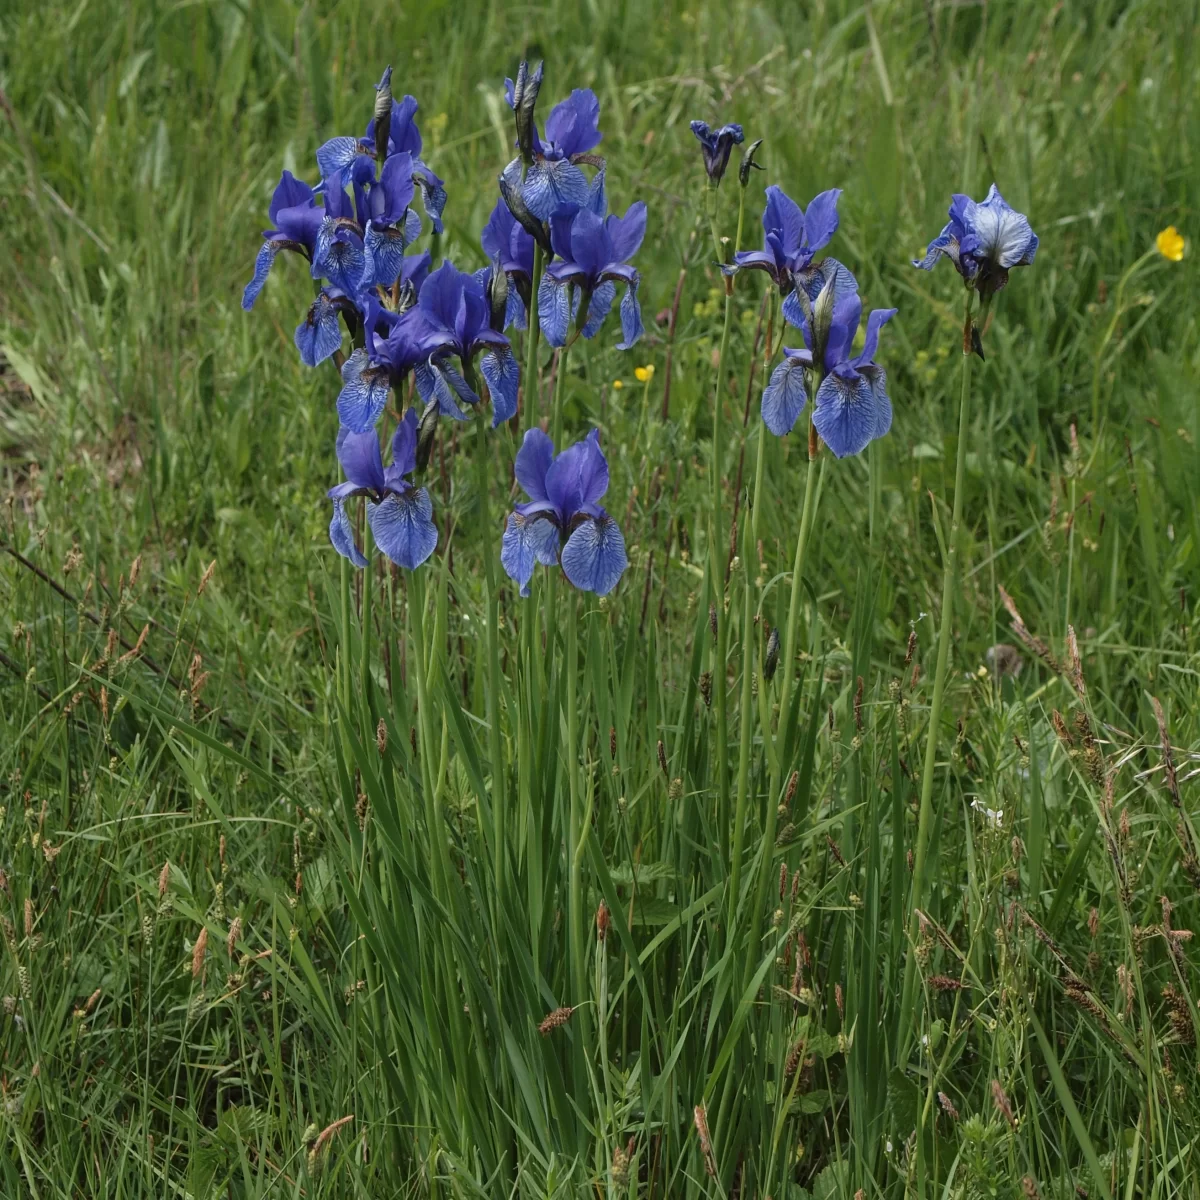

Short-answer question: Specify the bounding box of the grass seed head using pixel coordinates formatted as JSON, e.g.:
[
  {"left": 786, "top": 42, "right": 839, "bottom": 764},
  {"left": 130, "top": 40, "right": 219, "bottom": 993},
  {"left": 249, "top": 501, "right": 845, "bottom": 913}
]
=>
[{"left": 538, "top": 1006, "right": 575, "bottom": 1035}]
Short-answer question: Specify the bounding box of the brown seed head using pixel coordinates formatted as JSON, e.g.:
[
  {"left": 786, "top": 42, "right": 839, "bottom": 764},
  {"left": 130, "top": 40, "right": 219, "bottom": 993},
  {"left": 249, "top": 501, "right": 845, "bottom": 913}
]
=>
[
  {"left": 376, "top": 719, "right": 387, "bottom": 755},
  {"left": 198, "top": 559, "right": 217, "bottom": 596},
  {"left": 538, "top": 1006, "right": 576, "bottom": 1035},
  {"left": 991, "top": 1080, "right": 1017, "bottom": 1130},
  {"left": 192, "top": 926, "right": 208, "bottom": 978},
  {"left": 693, "top": 1105, "right": 717, "bottom": 1177},
  {"left": 937, "top": 1091, "right": 959, "bottom": 1120},
  {"left": 596, "top": 901, "right": 610, "bottom": 943},
  {"left": 227, "top": 916, "right": 243, "bottom": 959}
]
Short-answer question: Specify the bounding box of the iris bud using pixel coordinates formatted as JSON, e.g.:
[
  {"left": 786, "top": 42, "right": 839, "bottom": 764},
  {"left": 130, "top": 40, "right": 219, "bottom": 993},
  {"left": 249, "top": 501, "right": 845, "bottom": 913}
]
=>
[
  {"left": 738, "top": 139, "right": 764, "bottom": 189},
  {"left": 810, "top": 274, "right": 837, "bottom": 367},
  {"left": 373, "top": 66, "right": 393, "bottom": 163},
  {"left": 498, "top": 172, "right": 553, "bottom": 255},
  {"left": 416, "top": 402, "right": 439, "bottom": 472},
  {"left": 511, "top": 59, "right": 544, "bottom": 167},
  {"left": 487, "top": 259, "right": 509, "bottom": 332}
]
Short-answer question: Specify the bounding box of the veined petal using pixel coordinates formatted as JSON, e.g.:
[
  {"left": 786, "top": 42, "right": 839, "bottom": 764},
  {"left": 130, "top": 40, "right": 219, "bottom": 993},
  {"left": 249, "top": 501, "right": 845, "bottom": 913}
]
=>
[
  {"left": 586, "top": 166, "right": 607, "bottom": 217},
  {"left": 336, "top": 348, "right": 391, "bottom": 433},
  {"left": 330, "top": 499, "right": 369, "bottom": 568},
  {"left": 538, "top": 277, "right": 572, "bottom": 348},
  {"left": 242, "top": 240, "right": 281, "bottom": 310},
  {"left": 607, "top": 201, "right": 647, "bottom": 263},
  {"left": 857, "top": 363, "right": 893, "bottom": 440},
  {"left": 316, "top": 136, "right": 360, "bottom": 184},
  {"left": 479, "top": 345, "right": 520, "bottom": 426},
  {"left": 523, "top": 157, "right": 589, "bottom": 221},
  {"left": 854, "top": 307, "right": 897, "bottom": 367},
  {"left": 294, "top": 294, "right": 342, "bottom": 367},
  {"left": 369, "top": 490, "right": 438, "bottom": 570},
  {"left": 761, "top": 356, "right": 809, "bottom": 436},
  {"left": 501, "top": 512, "right": 561, "bottom": 597},
  {"left": 969, "top": 185, "right": 1038, "bottom": 268},
  {"left": 580, "top": 280, "right": 616, "bottom": 339},
  {"left": 800, "top": 188, "right": 841, "bottom": 251},
  {"left": 419, "top": 357, "right": 476, "bottom": 420},
  {"left": 617, "top": 277, "right": 643, "bottom": 350},
  {"left": 781, "top": 288, "right": 811, "bottom": 337},
  {"left": 912, "top": 222, "right": 961, "bottom": 272},
  {"left": 798, "top": 256, "right": 858, "bottom": 305},
  {"left": 364, "top": 223, "right": 410, "bottom": 289},
  {"left": 335, "top": 421, "right": 387, "bottom": 491},
  {"left": 561, "top": 515, "right": 627, "bottom": 595},
  {"left": 812, "top": 371, "right": 877, "bottom": 459},
  {"left": 412, "top": 161, "right": 447, "bottom": 234}
]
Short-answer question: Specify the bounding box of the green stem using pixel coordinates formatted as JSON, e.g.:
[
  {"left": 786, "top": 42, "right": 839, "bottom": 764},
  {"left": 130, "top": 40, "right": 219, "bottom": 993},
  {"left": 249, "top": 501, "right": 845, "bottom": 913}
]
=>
[
  {"left": 900, "top": 290, "right": 976, "bottom": 1057},
  {"left": 566, "top": 590, "right": 588, "bottom": 1028},
  {"left": 728, "top": 484, "right": 756, "bottom": 929},
  {"left": 522, "top": 242, "right": 545, "bottom": 436},
  {"left": 409, "top": 569, "right": 445, "bottom": 896},
  {"left": 711, "top": 282, "right": 735, "bottom": 846}
]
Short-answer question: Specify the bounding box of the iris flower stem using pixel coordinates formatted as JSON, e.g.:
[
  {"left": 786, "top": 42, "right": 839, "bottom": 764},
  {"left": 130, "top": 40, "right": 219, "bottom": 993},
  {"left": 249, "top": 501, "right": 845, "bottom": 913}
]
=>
[
  {"left": 728, "top": 485, "right": 756, "bottom": 931},
  {"left": 409, "top": 569, "right": 445, "bottom": 898},
  {"left": 900, "top": 289, "right": 976, "bottom": 1060},
  {"left": 565, "top": 590, "right": 588, "bottom": 1031},
  {"left": 522, "top": 242, "right": 545, "bottom": 436},
  {"left": 475, "top": 415, "right": 506, "bottom": 909},
  {"left": 773, "top": 397, "right": 825, "bottom": 776},
  {"left": 711, "top": 283, "right": 735, "bottom": 853}
]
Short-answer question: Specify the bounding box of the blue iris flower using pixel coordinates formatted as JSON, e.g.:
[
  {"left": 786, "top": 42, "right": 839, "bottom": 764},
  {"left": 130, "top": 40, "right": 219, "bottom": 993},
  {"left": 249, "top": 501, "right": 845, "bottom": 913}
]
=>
[
  {"left": 294, "top": 289, "right": 347, "bottom": 368},
  {"left": 242, "top": 172, "right": 325, "bottom": 310},
  {"left": 327, "top": 407, "right": 438, "bottom": 570},
  {"left": 690, "top": 120, "right": 744, "bottom": 184},
  {"left": 732, "top": 185, "right": 856, "bottom": 328},
  {"left": 501, "top": 428, "right": 628, "bottom": 597},
  {"left": 538, "top": 200, "right": 645, "bottom": 349},
  {"left": 913, "top": 183, "right": 1038, "bottom": 296},
  {"left": 480, "top": 197, "right": 537, "bottom": 329},
  {"left": 762, "top": 292, "right": 896, "bottom": 459},
  {"left": 402, "top": 262, "right": 521, "bottom": 427},
  {"left": 316, "top": 77, "right": 446, "bottom": 234},
  {"left": 331, "top": 251, "right": 433, "bottom": 431},
  {"left": 503, "top": 84, "right": 603, "bottom": 220}
]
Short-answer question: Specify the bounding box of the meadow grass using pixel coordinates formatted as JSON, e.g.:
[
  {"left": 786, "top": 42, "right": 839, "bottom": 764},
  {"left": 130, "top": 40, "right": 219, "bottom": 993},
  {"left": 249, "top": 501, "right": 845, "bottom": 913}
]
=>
[{"left": 2, "top": 0, "right": 1199, "bottom": 1195}]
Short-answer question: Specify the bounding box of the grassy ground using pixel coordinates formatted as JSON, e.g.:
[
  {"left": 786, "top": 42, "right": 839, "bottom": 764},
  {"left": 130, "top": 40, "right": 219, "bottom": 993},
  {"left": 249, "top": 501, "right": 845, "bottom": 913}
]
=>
[{"left": 2, "top": 0, "right": 1199, "bottom": 1195}]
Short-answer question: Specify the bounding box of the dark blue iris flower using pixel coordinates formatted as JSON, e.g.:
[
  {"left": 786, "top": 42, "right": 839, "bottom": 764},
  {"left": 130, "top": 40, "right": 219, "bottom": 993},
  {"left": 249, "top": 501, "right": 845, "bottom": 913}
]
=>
[
  {"left": 913, "top": 183, "right": 1038, "bottom": 296},
  {"left": 400, "top": 262, "right": 520, "bottom": 427},
  {"left": 538, "top": 200, "right": 645, "bottom": 349},
  {"left": 242, "top": 172, "right": 325, "bottom": 310},
  {"left": 732, "top": 185, "right": 856, "bottom": 328},
  {"left": 480, "top": 196, "right": 537, "bottom": 329},
  {"left": 690, "top": 120, "right": 744, "bottom": 184},
  {"left": 501, "top": 428, "right": 628, "bottom": 597},
  {"left": 503, "top": 84, "right": 603, "bottom": 220},
  {"left": 762, "top": 292, "right": 896, "bottom": 458},
  {"left": 316, "top": 76, "right": 446, "bottom": 235},
  {"left": 327, "top": 407, "right": 437, "bottom": 570}
]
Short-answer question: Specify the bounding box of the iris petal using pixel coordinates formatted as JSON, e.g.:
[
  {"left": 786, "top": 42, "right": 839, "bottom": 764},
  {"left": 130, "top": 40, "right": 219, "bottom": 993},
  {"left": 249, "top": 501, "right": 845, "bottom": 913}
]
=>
[
  {"left": 330, "top": 499, "right": 369, "bottom": 568},
  {"left": 812, "top": 371, "right": 878, "bottom": 459},
  {"left": 617, "top": 278, "right": 643, "bottom": 350},
  {"left": 537, "top": 277, "right": 572, "bottom": 348},
  {"left": 501, "top": 512, "right": 561, "bottom": 597},
  {"left": 560, "top": 515, "right": 628, "bottom": 596},
  {"left": 336, "top": 348, "right": 391, "bottom": 433},
  {"left": 761, "top": 356, "right": 809, "bottom": 436},
  {"left": 369, "top": 489, "right": 438, "bottom": 570},
  {"left": 242, "top": 241, "right": 280, "bottom": 311},
  {"left": 294, "top": 294, "right": 342, "bottom": 367},
  {"left": 479, "top": 345, "right": 521, "bottom": 426},
  {"left": 523, "top": 158, "right": 589, "bottom": 221}
]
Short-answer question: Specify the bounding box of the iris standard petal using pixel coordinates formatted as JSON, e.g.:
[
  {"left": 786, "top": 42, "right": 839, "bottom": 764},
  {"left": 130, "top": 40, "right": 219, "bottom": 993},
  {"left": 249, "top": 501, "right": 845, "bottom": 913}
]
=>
[
  {"left": 330, "top": 499, "right": 369, "bottom": 568},
  {"left": 523, "top": 157, "right": 590, "bottom": 221},
  {"left": 336, "top": 348, "right": 391, "bottom": 433},
  {"left": 294, "top": 294, "right": 342, "bottom": 367},
  {"left": 369, "top": 489, "right": 438, "bottom": 570},
  {"left": 607, "top": 201, "right": 647, "bottom": 264},
  {"left": 480, "top": 345, "right": 521, "bottom": 426},
  {"left": 335, "top": 422, "right": 387, "bottom": 492},
  {"left": 391, "top": 406, "right": 420, "bottom": 477},
  {"left": 412, "top": 161, "right": 447, "bottom": 234},
  {"left": 269, "top": 171, "right": 315, "bottom": 225},
  {"left": 501, "top": 512, "right": 561, "bottom": 597},
  {"left": 561, "top": 515, "right": 628, "bottom": 596},
  {"left": 854, "top": 307, "right": 898, "bottom": 367},
  {"left": 763, "top": 185, "right": 805, "bottom": 253},
  {"left": 514, "top": 427, "right": 556, "bottom": 502},
  {"left": 542, "top": 88, "right": 602, "bottom": 158},
  {"left": 800, "top": 188, "right": 842, "bottom": 251},
  {"left": 812, "top": 371, "right": 878, "bottom": 459},
  {"left": 761, "top": 356, "right": 810, "bottom": 436},
  {"left": 242, "top": 241, "right": 280, "bottom": 311}
]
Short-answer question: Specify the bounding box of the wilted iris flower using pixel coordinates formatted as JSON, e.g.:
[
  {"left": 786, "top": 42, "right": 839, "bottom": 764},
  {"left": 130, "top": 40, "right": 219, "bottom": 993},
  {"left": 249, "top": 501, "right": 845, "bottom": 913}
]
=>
[
  {"left": 504, "top": 82, "right": 603, "bottom": 220},
  {"left": 732, "top": 185, "right": 856, "bottom": 327},
  {"left": 762, "top": 291, "right": 895, "bottom": 459},
  {"left": 913, "top": 184, "right": 1038, "bottom": 296},
  {"left": 397, "top": 262, "right": 521, "bottom": 427},
  {"left": 538, "top": 202, "right": 645, "bottom": 349},
  {"left": 242, "top": 172, "right": 324, "bottom": 310},
  {"left": 327, "top": 407, "right": 438, "bottom": 571},
  {"left": 501, "top": 428, "right": 628, "bottom": 596},
  {"left": 690, "top": 120, "right": 744, "bottom": 185}
]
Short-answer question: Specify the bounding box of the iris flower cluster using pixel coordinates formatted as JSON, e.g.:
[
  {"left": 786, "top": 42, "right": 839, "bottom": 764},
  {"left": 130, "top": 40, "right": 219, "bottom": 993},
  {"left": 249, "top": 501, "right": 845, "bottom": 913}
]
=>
[{"left": 490, "top": 61, "right": 645, "bottom": 597}]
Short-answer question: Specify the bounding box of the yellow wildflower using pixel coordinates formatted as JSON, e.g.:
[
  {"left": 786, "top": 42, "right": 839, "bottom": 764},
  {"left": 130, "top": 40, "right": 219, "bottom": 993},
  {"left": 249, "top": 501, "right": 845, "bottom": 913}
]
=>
[
  {"left": 1156, "top": 226, "right": 1185, "bottom": 262},
  {"left": 612, "top": 380, "right": 623, "bottom": 390},
  {"left": 634, "top": 364, "right": 655, "bottom": 383}
]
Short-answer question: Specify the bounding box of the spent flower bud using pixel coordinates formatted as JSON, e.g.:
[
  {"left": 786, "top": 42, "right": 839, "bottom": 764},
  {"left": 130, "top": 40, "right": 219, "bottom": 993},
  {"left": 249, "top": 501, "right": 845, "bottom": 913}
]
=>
[{"left": 509, "top": 60, "right": 544, "bottom": 167}]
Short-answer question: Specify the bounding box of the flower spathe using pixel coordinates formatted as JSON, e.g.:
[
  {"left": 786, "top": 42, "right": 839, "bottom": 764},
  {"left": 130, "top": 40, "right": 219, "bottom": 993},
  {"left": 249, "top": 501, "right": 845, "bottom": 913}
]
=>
[
  {"left": 538, "top": 202, "right": 645, "bottom": 349},
  {"left": 913, "top": 183, "right": 1038, "bottom": 296},
  {"left": 690, "top": 120, "right": 744, "bottom": 184},
  {"left": 762, "top": 291, "right": 896, "bottom": 459},
  {"left": 501, "top": 428, "right": 628, "bottom": 597},
  {"left": 732, "top": 184, "right": 856, "bottom": 327},
  {"left": 327, "top": 407, "right": 437, "bottom": 571}
]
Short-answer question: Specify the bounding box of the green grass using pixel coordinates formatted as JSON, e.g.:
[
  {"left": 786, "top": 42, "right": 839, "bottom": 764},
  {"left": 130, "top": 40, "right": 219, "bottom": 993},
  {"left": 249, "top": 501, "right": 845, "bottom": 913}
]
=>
[{"left": 2, "top": 0, "right": 1200, "bottom": 1195}]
